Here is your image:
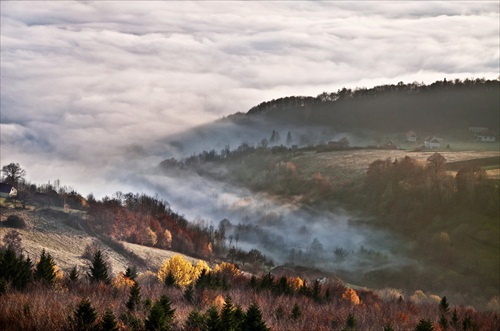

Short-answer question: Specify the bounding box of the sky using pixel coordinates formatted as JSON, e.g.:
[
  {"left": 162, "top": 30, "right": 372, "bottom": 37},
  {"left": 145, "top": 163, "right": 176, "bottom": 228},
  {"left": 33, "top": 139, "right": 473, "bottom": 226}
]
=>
[{"left": 1, "top": 1, "right": 499, "bottom": 197}]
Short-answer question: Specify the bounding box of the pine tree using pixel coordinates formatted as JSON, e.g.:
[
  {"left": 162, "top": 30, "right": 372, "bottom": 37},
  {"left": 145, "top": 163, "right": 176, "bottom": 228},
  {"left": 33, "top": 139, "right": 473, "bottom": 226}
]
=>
[
  {"left": 324, "top": 287, "right": 331, "bottom": 302},
  {"left": 125, "top": 266, "right": 138, "bottom": 281},
  {"left": 88, "top": 250, "right": 110, "bottom": 284},
  {"left": 220, "top": 296, "right": 237, "bottom": 331},
  {"left": 126, "top": 281, "right": 141, "bottom": 311},
  {"left": 164, "top": 271, "right": 176, "bottom": 287},
  {"left": 415, "top": 319, "right": 434, "bottom": 331},
  {"left": 0, "top": 245, "right": 32, "bottom": 290},
  {"left": 204, "top": 306, "right": 221, "bottom": 331},
  {"left": 34, "top": 249, "right": 57, "bottom": 284},
  {"left": 462, "top": 316, "right": 472, "bottom": 330},
  {"left": 184, "top": 284, "right": 194, "bottom": 304},
  {"left": 438, "top": 314, "right": 449, "bottom": 330},
  {"left": 233, "top": 305, "right": 245, "bottom": 330},
  {"left": 291, "top": 303, "right": 301, "bottom": 320},
  {"left": 343, "top": 313, "right": 357, "bottom": 331},
  {"left": 243, "top": 302, "right": 269, "bottom": 331},
  {"left": 99, "top": 308, "right": 119, "bottom": 331},
  {"left": 185, "top": 309, "right": 205, "bottom": 330},
  {"left": 145, "top": 294, "right": 175, "bottom": 331},
  {"left": 439, "top": 296, "right": 450, "bottom": 314},
  {"left": 312, "top": 280, "right": 322, "bottom": 302},
  {"left": 383, "top": 325, "right": 395, "bottom": 331},
  {"left": 451, "top": 309, "right": 459, "bottom": 329},
  {"left": 69, "top": 266, "right": 79, "bottom": 281},
  {"left": 71, "top": 298, "right": 97, "bottom": 331}
]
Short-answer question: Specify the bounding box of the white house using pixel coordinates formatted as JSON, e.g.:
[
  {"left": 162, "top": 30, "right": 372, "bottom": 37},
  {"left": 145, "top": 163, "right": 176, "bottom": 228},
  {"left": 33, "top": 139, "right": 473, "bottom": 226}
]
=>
[
  {"left": 424, "top": 136, "right": 442, "bottom": 149},
  {"left": 476, "top": 133, "right": 496, "bottom": 142},
  {"left": 406, "top": 130, "right": 417, "bottom": 142},
  {"left": 0, "top": 183, "right": 18, "bottom": 198}
]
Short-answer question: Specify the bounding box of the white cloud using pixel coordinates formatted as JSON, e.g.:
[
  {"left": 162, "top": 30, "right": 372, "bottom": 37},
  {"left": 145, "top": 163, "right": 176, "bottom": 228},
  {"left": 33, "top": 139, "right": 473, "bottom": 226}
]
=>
[{"left": 1, "top": 1, "right": 498, "bottom": 195}]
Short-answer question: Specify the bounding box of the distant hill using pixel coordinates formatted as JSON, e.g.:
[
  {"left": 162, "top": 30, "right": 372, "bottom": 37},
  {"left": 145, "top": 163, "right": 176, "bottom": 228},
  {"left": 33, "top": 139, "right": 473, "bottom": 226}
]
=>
[
  {"left": 245, "top": 78, "right": 500, "bottom": 133},
  {"left": 163, "top": 78, "right": 499, "bottom": 156}
]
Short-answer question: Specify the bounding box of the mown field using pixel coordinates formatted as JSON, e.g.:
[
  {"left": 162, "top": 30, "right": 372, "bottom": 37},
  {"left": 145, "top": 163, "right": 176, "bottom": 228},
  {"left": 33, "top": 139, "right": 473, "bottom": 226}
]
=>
[{"left": 292, "top": 149, "right": 500, "bottom": 182}]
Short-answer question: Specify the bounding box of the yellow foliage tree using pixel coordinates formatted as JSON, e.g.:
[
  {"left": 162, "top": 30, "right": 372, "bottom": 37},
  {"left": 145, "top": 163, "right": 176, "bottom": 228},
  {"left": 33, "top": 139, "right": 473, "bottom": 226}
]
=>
[
  {"left": 157, "top": 255, "right": 211, "bottom": 288},
  {"left": 112, "top": 272, "right": 135, "bottom": 290},
  {"left": 288, "top": 276, "right": 304, "bottom": 291},
  {"left": 214, "top": 262, "right": 240, "bottom": 278},
  {"left": 213, "top": 294, "right": 225, "bottom": 310},
  {"left": 342, "top": 288, "right": 360, "bottom": 305},
  {"left": 194, "top": 260, "right": 211, "bottom": 278}
]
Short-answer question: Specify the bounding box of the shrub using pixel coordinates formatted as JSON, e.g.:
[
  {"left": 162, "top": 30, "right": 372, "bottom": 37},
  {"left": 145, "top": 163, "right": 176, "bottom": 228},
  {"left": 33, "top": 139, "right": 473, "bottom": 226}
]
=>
[
  {"left": 2, "top": 230, "right": 23, "bottom": 255},
  {"left": 3, "top": 215, "right": 26, "bottom": 229}
]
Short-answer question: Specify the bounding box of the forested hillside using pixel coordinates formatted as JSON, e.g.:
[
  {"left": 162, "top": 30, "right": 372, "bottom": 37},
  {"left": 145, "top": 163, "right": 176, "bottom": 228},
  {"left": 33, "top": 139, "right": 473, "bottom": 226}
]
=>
[{"left": 246, "top": 78, "right": 499, "bottom": 133}]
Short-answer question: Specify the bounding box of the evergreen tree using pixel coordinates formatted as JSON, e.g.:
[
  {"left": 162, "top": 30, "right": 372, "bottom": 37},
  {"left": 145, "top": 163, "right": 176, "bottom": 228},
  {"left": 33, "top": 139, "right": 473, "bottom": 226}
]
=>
[
  {"left": 125, "top": 266, "right": 138, "bottom": 281},
  {"left": 233, "top": 305, "right": 245, "bottom": 330},
  {"left": 185, "top": 309, "right": 205, "bottom": 330},
  {"left": 343, "top": 313, "right": 357, "bottom": 331},
  {"left": 462, "top": 316, "right": 472, "bottom": 330},
  {"left": 451, "top": 309, "right": 459, "bottom": 329},
  {"left": 383, "top": 324, "right": 395, "bottom": 331},
  {"left": 204, "top": 306, "right": 221, "bottom": 331},
  {"left": 88, "top": 250, "right": 110, "bottom": 284},
  {"left": 126, "top": 281, "right": 141, "bottom": 311},
  {"left": 220, "top": 296, "right": 237, "bottom": 331},
  {"left": 243, "top": 302, "right": 269, "bottom": 331},
  {"left": 0, "top": 278, "right": 6, "bottom": 296},
  {"left": 324, "top": 287, "right": 331, "bottom": 302},
  {"left": 184, "top": 284, "right": 194, "bottom": 304},
  {"left": 164, "top": 271, "right": 176, "bottom": 287},
  {"left": 291, "top": 303, "right": 301, "bottom": 320},
  {"left": 34, "top": 249, "right": 57, "bottom": 284},
  {"left": 439, "top": 296, "right": 450, "bottom": 315},
  {"left": 312, "top": 280, "right": 322, "bottom": 302},
  {"left": 69, "top": 266, "right": 79, "bottom": 281},
  {"left": 144, "top": 294, "right": 175, "bottom": 331},
  {"left": 438, "top": 314, "right": 449, "bottom": 331},
  {"left": 71, "top": 298, "right": 97, "bottom": 331},
  {"left": 0, "top": 246, "right": 33, "bottom": 290},
  {"left": 415, "top": 319, "right": 434, "bottom": 331},
  {"left": 100, "top": 308, "right": 119, "bottom": 331},
  {"left": 248, "top": 275, "right": 258, "bottom": 290}
]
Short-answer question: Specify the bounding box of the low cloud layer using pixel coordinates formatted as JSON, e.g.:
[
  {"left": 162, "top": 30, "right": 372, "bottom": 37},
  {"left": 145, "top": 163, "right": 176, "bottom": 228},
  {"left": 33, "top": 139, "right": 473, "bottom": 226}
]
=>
[{"left": 1, "top": 1, "right": 499, "bottom": 195}]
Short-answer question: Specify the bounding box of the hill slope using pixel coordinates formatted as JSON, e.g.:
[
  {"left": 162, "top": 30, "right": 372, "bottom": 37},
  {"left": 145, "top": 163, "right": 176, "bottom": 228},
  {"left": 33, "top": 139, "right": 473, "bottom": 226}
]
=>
[{"left": 0, "top": 207, "right": 199, "bottom": 275}]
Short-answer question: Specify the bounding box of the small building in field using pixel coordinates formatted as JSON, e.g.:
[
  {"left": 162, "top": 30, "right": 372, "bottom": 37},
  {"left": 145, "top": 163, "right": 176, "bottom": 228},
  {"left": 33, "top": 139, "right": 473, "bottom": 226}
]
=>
[
  {"left": 0, "top": 183, "right": 18, "bottom": 198},
  {"left": 424, "top": 136, "right": 442, "bottom": 149},
  {"left": 406, "top": 130, "right": 417, "bottom": 142},
  {"left": 476, "top": 132, "right": 496, "bottom": 142},
  {"left": 382, "top": 141, "right": 398, "bottom": 150}
]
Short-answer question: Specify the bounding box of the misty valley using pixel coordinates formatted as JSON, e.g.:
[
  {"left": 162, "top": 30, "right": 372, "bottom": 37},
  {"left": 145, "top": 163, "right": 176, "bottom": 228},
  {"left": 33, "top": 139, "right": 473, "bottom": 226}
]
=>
[{"left": 1, "top": 78, "right": 499, "bottom": 330}]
